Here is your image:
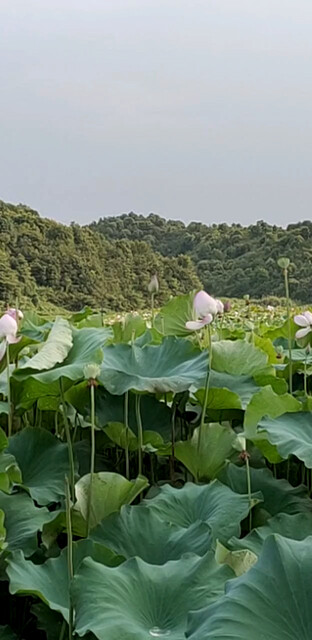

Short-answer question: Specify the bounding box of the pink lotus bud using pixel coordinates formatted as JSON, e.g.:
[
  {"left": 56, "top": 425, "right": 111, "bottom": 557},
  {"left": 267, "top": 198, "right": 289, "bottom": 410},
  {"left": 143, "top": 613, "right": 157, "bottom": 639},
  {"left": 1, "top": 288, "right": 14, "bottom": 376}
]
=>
[{"left": 223, "top": 301, "right": 231, "bottom": 313}]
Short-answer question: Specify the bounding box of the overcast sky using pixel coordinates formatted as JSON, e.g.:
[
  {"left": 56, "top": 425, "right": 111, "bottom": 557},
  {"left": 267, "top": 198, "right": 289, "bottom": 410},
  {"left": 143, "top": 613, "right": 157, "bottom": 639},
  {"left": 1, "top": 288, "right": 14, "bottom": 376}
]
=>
[{"left": 0, "top": 0, "right": 311, "bottom": 227}]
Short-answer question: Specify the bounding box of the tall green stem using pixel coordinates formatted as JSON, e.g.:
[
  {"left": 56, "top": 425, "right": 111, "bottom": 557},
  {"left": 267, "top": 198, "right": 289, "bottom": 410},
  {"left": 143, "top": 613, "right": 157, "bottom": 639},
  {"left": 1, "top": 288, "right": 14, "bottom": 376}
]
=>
[
  {"left": 86, "top": 383, "right": 96, "bottom": 537},
  {"left": 124, "top": 392, "right": 130, "bottom": 480},
  {"left": 6, "top": 343, "right": 12, "bottom": 437},
  {"left": 284, "top": 268, "right": 293, "bottom": 393},
  {"left": 170, "top": 401, "right": 176, "bottom": 483},
  {"left": 245, "top": 454, "right": 252, "bottom": 532},
  {"left": 304, "top": 357, "right": 308, "bottom": 397},
  {"left": 151, "top": 293, "right": 155, "bottom": 327},
  {"left": 197, "top": 325, "right": 212, "bottom": 452},
  {"left": 60, "top": 380, "right": 76, "bottom": 503},
  {"left": 65, "top": 477, "right": 74, "bottom": 640},
  {"left": 135, "top": 394, "right": 143, "bottom": 476}
]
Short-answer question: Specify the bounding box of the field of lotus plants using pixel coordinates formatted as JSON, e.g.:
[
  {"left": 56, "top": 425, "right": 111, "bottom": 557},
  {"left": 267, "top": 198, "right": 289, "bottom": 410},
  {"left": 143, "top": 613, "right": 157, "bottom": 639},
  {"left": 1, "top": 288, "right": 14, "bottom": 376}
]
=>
[{"left": 1, "top": 277, "right": 312, "bottom": 639}]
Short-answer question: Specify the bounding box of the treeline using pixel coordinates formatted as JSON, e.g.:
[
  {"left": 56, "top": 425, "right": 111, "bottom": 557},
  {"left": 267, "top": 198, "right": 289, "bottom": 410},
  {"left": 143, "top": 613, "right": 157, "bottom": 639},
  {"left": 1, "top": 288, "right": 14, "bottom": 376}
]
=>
[
  {"left": 91, "top": 213, "right": 312, "bottom": 302},
  {"left": 0, "top": 201, "right": 200, "bottom": 311}
]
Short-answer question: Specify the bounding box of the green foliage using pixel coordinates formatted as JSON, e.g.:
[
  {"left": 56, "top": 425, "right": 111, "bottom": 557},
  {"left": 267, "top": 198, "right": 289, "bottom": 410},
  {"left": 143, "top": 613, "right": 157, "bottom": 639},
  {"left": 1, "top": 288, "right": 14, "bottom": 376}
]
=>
[
  {"left": 0, "top": 293, "right": 312, "bottom": 638},
  {"left": 0, "top": 200, "right": 201, "bottom": 311},
  {"left": 91, "top": 211, "right": 312, "bottom": 302},
  {"left": 187, "top": 535, "right": 312, "bottom": 639}
]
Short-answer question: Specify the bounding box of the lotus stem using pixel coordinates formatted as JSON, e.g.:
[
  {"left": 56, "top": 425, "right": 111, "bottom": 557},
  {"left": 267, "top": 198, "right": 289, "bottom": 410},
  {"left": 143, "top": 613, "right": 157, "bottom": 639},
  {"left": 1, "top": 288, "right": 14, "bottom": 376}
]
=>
[
  {"left": 65, "top": 476, "right": 74, "bottom": 640},
  {"left": 245, "top": 454, "right": 252, "bottom": 532},
  {"left": 151, "top": 293, "right": 155, "bottom": 327},
  {"left": 124, "top": 392, "right": 130, "bottom": 480},
  {"left": 197, "top": 324, "right": 212, "bottom": 452},
  {"left": 135, "top": 394, "right": 143, "bottom": 476},
  {"left": 304, "top": 357, "right": 308, "bottom": 397},
  {"left": 60, "top": 380, "right": 76, "bottom": 504},
  {"left": 86, "top": 382, "right": 96, "bottom": 537},
  {"left": 6, "top": 342, "right": 12, "bottom": 438},
  {"left": 170, "top": 400, "right": 176, "bottom": 483},
  {"left": 284, "top": 268, "right": 293, "bottom": 394}
]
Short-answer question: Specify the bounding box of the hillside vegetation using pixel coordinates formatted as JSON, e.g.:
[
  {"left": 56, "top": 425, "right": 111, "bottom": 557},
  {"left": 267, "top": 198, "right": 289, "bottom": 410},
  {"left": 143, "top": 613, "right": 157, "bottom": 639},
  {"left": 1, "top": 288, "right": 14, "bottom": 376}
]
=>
[
  {"left": 91, "top": 213, "right": 312, "bottom": 302},
  {"left": 0, "top": 201, "right": 200, "bottom": 311}
]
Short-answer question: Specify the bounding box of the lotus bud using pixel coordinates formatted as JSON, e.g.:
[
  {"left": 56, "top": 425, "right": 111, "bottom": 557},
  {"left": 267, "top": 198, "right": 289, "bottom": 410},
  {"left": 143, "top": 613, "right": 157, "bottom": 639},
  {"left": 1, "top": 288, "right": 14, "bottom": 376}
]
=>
[
  {"left": 306, "top": 344, "right": 311, "bottom": 356},
  {"left": 148, "top": 274, "right": 159, "bottom": 295},
  {"left": 277, "top": 257, "right": 290, "bottom": 269},
  {"left": 223, "top": 301, "right": 231, "bottom": 313},
  {"left": 243, "top": 294, "right": 250, "bottom": 306},
  {"left": 83, "top": 363, "right": 101, "bottom": 383},
  {"left": 276, "top": 345, "right": 284, "bottom": 359}
]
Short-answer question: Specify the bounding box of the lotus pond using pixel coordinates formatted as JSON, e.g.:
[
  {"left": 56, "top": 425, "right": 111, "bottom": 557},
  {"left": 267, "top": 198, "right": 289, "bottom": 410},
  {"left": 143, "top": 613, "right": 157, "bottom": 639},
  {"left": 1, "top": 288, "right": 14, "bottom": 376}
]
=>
[{"left": 0, "top": 291, "right": 312, "bottom": 639}]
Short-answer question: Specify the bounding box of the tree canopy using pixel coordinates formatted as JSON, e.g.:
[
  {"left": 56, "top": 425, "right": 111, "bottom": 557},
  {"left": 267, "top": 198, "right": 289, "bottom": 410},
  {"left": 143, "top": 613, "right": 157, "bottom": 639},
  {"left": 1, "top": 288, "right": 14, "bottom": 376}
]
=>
[
  {"left": 91, "top": 212, "right": 312, "bottom": 302},
  {"left": 0, "top": 201, "right": 200, "bottom": 311}
]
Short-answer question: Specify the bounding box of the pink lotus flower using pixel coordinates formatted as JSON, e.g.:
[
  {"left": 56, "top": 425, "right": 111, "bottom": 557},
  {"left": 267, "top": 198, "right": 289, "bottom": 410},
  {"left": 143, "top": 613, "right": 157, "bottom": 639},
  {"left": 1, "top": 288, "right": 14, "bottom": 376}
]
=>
[
  {"left": 0, "top": 308, "right": 23, "bottom": 361},
  {"left": 294, "top": 310, "right": 312, "bottom": 340},
  {"left": 185, "top": 291, "right": 217, "bottom": 331}
]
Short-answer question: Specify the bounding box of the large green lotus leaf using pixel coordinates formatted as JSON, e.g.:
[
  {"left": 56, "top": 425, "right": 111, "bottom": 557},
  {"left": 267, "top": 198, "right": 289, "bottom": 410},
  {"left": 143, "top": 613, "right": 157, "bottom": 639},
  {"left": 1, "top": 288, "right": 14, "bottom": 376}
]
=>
[
  {"left": 256, "top": 412, "right": 312, "bottom": 467},
  {"left": 253, "top": 334, "right": 280, "bottom": 364},
  {"left": 90, "top": 504, "right": 213, "bottom": 564},
  {"left": 13, "top": 327, "right": 111, "bottom": 384},
  {"left": 187, "top": 535, "right": 312, "bottom": 639},
  {"left": 0, "top": 452, "right": 21, "bottom": 494},
  {"left": 18, "top": 317, "right": 73, "bottom": 371},
  {"left": 65, "top": 386, "right": 172, "bottom": 440},
  {"left": 0, "top": 429, "right": 21, "bottom": 493},
  {"left": 208, "top": 371, "right": 260, "bottom": 409},
  {"left": 263, "top": 316, "right": 297, "bottom": 341},
  {"left": 173, "top": 424, "right": 238, "bottom": 482},
  {"left": 195, "top": 387, "right": 242, "bottom": 411},
  {"left": 0, "top": 491, "right": 53, "bottom": 556},
  {"left": 0, "top": 626, "right": 18, "bottom": 640},
  {"left": 20, "top": 311, "right": 53, "bottom": 340},
  {"left": 104, "top": 422, "right": 165, "bottom": 452},
  {"left": 74, "top": 472, "right": 149, "bottom": 530},
  {"left": 211, "top": 340, "right": 268, "bottom": 376},
  {"left": 143, "top": 480, "right": 256, "bottom": 541},
  {"left": 228, "top": 512, "right": 312, "bottom": 556},
  {"left": 7, "top": 539, "right": 121, "bottom": 622},
  {"left": 154, "top": 291, "right": 196, "bottom": 337},
  {"left": 7, "top": 427, "right": 76, "bottom": 505},
  {"left": 218, "top": 463, "right": 312, "bottom": 519},
  {"left": 99, "top": 338, "right": 207, "bottom": 394},
  {"left": 244, "top": 387, "right": 301, "bottom": 435},
  {"left": 252, "top": 372, "right": 288, "bottom": 394},
  {"left": 73, "top": 552, "right": 233, "bottom": 640}
]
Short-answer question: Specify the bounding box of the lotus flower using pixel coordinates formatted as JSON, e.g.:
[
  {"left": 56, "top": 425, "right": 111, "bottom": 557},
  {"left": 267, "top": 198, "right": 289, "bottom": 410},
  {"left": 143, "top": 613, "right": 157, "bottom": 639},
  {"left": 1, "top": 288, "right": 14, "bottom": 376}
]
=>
[
  {"left": 185, "top": 291, "right": 217, "bottom": 331},
  {"left": 0, "top": 308, "right": 23, "bottom": 361},
  {"left": 294, "top": 311, "right": 312, "bottom": 340}
]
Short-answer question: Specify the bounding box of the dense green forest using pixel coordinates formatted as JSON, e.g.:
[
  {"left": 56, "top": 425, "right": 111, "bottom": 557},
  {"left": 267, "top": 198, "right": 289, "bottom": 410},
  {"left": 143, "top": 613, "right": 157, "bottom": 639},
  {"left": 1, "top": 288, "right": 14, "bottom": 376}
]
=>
[
  {"left": 91, "top": 213, "right": 312, "bottom": 302},
  {"left": 0, "top": 201, "right": 200, "bottom": 311},
  {"left": 1, "top": 199, "right": 312, "bottom": 311}
]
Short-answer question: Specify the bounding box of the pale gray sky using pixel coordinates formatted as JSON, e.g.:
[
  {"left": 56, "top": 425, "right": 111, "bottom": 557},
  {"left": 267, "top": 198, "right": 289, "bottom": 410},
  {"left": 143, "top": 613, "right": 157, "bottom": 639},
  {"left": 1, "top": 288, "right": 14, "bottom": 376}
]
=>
[{"left": 0, "top": 0, "right": 312, "bottom": 226}]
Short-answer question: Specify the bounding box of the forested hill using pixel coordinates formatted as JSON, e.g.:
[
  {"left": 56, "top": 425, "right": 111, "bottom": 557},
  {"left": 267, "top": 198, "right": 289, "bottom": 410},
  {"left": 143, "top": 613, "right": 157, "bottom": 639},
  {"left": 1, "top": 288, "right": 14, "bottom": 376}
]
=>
[
  {"left": 90, "top": 213, "right": 312, "bottom": 302},
  {"left": 0, "top": 201, "right": 200, "bottom": 311}
]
